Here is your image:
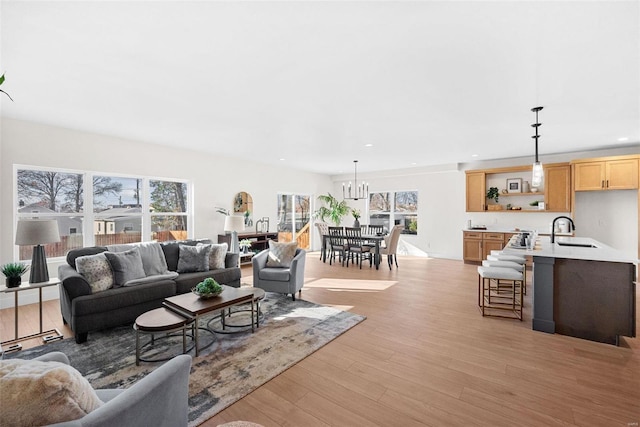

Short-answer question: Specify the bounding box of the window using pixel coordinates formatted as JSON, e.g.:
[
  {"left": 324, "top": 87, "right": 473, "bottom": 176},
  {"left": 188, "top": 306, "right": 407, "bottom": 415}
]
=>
[
  {"left": 368, "top": 190, "right": 418, "bottom": 234},
  {"left": 276, "top": 194, "right": 311, "bottom": 248},
  {"left": 15, "top": 166, "right": 192, "bottom": 261}
]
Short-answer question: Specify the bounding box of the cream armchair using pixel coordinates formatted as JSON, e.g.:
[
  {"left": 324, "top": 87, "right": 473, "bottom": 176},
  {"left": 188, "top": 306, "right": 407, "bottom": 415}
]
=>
[{"left": 252, "top": 248, "right": 306, "bottom": 301}]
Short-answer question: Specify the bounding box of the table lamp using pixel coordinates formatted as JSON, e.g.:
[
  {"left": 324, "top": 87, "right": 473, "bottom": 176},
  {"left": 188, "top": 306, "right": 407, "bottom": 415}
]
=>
[
  {"left": 224, "top": 215, "right": 245, "bottom": 254},
  {"left": 15, "top": 219, "right": 60, "bottom": 283}
]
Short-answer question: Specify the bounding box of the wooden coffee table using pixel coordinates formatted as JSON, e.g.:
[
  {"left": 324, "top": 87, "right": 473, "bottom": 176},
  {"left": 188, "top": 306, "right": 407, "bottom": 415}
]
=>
[{"left": 163, "top": 285, "right": 255, "bottom": 356}]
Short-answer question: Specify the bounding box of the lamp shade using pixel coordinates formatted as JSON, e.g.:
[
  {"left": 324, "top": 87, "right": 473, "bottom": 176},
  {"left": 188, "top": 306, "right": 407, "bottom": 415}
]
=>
[
  {"left": 224, "top": 215, "right": 245, "bottom": 233},
  {"left": 15, "top": 220, "right": 61, "bottom": 246}
]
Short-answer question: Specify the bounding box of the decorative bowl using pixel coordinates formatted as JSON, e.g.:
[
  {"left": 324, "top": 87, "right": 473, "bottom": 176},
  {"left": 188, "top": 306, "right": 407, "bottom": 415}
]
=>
[{"left": 192, "top": 288, "right": 223, "bottom": 299}]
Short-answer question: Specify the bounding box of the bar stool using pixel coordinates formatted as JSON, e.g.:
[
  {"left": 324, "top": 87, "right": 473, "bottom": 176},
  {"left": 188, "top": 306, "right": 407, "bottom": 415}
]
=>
[
  {"left": 477, "top": 266, "right": 524, "bottom": 320},
  {"left": 487, "top": 254, "right": 527, "bottom": 295}
]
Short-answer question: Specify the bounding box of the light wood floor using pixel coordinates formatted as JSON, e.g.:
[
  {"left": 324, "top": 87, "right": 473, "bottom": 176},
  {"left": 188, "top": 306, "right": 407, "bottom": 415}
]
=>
[{"left": 2, "top": 255, "right": 639, "bottom": 426}]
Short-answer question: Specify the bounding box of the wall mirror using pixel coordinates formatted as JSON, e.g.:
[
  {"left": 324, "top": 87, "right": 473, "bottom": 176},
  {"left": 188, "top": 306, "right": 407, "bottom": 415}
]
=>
[{"left": 233, "top": 191, "right": 253, "bottom": 227}]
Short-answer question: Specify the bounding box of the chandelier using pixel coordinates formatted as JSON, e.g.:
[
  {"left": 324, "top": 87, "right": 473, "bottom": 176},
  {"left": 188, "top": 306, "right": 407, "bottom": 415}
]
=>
[
  {"left": 342, "top": 160, "right": 369, "bottom": 201},
  {"left": 531, "top": 106, "right": 544, "bottom": 188}
]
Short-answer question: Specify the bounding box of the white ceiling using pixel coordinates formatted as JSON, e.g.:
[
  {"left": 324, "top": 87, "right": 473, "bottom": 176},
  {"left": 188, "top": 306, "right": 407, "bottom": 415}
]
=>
[{"left": 1, "top": 1, "right": 638, "bottom": 175}]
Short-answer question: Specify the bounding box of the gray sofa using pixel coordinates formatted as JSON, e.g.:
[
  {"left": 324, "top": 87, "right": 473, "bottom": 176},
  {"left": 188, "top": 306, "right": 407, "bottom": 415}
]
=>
[
  {"left": 58, "top": 240, "right": 241, "bottom": 343},
  {"left": 34, "top": 352, "right": 191, "bottom": 427}
]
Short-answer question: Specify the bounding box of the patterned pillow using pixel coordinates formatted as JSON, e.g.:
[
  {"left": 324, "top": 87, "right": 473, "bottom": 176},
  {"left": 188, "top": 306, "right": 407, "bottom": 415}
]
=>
[
  {"left": 104, "top": 247, "right": 146, "bottom": 287},
  {"left": 0, "top": 359, "right": 103, "bottom": 426},
  {"left": 266, "top": 241, "right": 298, "bottom": 268},
  {"left": 206, "top": 242, "right": 228, "bottom": 270},
  {"left": 177, "top": 244, "right": 213, "bottom": 273},
  {"left": 75, "top": 252, "right": 114, "bottom": 293}
]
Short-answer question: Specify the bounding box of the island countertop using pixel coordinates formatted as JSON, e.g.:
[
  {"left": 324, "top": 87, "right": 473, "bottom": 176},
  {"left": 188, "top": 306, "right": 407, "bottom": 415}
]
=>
[{"left": 503, "top": 235, "right": 638, "bottom": 264}]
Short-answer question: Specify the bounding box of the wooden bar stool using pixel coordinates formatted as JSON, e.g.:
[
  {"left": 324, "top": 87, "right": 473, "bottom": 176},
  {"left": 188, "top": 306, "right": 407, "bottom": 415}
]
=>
[{"left": 477, "top": 266, "right": 524, "bottom": 320}]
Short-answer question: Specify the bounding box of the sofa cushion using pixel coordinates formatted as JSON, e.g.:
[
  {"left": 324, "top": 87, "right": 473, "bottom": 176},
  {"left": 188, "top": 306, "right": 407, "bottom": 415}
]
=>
[
  {"left": 107, "top": 242, "right": 171, "bottom": 277},
  {"left": 0, "top": 358, "right": 103, "bottom": 426},
  {"left": 75, "top": 252, "right": 114, "bottom": 293},
  {"left": 72, "top": 280, "right": 176, "bottom": 316},
  {"left": 207, "top": 242, "right": 228, "bottom": 270},
  {"left": 259, "top": 267, "right": 292, "bottom": 282},
  {"left": 161, "top": 239, "right": 213, "bottom": 272},
  {"left": 174, "top": 268, "right": 241, "bottom": 294},
  {"left": 177, "top": 244, "right": 212, "bottom": 273},
  {"left": 266, "top": 241, "right": 298, "bottom": 268},
  {"left": 104, "top": 247, "right": 147, "bottom": 287},
  {"left": 66, "top": 246, "right": 108, "bottom": 270}
]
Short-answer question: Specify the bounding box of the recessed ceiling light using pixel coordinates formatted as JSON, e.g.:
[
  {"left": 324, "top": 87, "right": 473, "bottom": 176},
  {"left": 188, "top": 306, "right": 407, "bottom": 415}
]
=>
[
  {"left": 279, "top": 158, "right": 285, "bottom": 161},
  {"left": 410, "top": 162, "right": 417, "bottom": 166},
  {"left": 364, "top": 143, "right": 373, "bottom": 147},
  {"left": 618, "top": 137, "right": 629, "bottom": 142},
  {"left": 471, "top": 154, "right": 479, "bottom": 157}
]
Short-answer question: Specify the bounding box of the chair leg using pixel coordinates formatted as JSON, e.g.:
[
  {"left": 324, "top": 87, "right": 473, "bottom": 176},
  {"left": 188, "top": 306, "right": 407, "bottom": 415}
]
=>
[
  {"left": 394, "top": 254, "right": 398, "bottom": 268},
  {"left": 291, "top": 293, "right": 296, "bottom": 301},
  {"left": 387, "top": 255, "right": 392, "bottom": 269}
]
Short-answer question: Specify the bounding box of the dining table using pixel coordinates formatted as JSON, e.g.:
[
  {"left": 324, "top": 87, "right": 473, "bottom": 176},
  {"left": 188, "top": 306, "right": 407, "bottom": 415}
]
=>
[{"left": 321, "top": 233, "right": 386, "bottom": 270}]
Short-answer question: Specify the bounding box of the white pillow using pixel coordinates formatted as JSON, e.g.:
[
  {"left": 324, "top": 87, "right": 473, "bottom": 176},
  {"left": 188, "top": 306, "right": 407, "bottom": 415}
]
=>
[
  {"left": 0, "top": 358, "right": 103, "bottom": 426},
  {"left": 75, "top": 252, "right": 114, "bottom": 293},
  {"left": 206, "top": 242, "right": 228, "bottom": 270}
]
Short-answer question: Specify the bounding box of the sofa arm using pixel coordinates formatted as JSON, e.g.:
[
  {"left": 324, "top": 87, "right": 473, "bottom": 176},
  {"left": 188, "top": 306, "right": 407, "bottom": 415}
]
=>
[
  {"left": 79, "top": 355, "right": 191, "bottom": 427},
  {"left": 33, "top": 352, "right": 70, "bottom": 365},
  {"left": 58, "top": 265, "right": 92, "bottom": 300},
  {"left": 289, "top": 249, "right": 306, "bottom": 288}
]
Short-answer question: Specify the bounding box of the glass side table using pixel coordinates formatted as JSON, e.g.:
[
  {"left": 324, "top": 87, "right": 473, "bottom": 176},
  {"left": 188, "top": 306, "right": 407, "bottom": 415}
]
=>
[{"left": 1, "top": 278, "right": 64, "bottom": 353}]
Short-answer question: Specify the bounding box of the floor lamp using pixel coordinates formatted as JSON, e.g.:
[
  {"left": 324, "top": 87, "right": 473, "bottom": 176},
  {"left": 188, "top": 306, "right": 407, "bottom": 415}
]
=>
[
  {"left": 15, "top": 219, "right": 61, "bottom": 283},
  {"left": 224, "top": 215, "right": 245, "bottom": 255}
]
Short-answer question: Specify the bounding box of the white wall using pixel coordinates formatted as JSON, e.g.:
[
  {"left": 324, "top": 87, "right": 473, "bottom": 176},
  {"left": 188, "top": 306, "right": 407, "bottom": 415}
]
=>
[{"left": 1, "top": 118, "right": 333, "bottom": 307}]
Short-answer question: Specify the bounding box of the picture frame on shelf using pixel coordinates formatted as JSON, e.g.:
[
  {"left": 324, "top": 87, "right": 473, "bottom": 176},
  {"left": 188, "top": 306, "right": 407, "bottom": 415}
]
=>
[{"left": 506, "top": 178, "right": 522, "bottom": 193}]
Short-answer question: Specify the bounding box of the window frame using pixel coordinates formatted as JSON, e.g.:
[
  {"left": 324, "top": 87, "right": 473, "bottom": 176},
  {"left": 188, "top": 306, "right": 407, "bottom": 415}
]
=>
[
  {"left": 14, "top": 164, "right": 193, "bottom": 261},
  {"left": 367, "top": 189, "right": 418, "bottom": 235}
]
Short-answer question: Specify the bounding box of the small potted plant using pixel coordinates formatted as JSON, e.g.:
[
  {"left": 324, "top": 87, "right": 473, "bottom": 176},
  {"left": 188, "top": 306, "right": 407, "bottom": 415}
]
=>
[
  {"left": 486, "top": 187, "right": 502, "bottom": 210},
  {"left": 239, "top": 239, "right": 253, "bottom": 253},
  {"left": 1, "top": 262, "right": 29, "bottom": 288},
  {"left": 352, "top": 209, "right": 361, "bottom": 227}
]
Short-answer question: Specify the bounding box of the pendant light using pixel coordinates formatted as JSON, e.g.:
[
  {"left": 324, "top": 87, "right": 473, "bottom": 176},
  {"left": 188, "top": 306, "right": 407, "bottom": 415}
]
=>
[
  {"left": 342, "top": 160, "right": 369, "bottom": 201},
  {"left": 531, "top": 106, "right": 544, "bottom": 188}
]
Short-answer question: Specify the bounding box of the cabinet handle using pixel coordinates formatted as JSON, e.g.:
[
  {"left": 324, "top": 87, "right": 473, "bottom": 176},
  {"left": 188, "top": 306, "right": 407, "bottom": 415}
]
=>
[
  {"left": 606, "top": 179, "right": 609, "bottom": 188},
  {"left": 602, "top": 180, "right": 605, "bottom": 188}
]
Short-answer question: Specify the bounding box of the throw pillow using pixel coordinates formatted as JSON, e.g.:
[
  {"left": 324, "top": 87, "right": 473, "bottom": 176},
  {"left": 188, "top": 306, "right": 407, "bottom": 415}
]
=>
[
  {"left": 177, "top": 244, "right": 213, "bottom": 273},
  {"left": 206, "top": 242, "right": 228, "bottom": 270},
  {"left": 104, "top": 247, "right": 146, "bottom": 287},
  {"left": 75, "top": 252, "right": 114, "bottom": 293},
  {"left": 266, "top": 241, "right": 298, "bottom": 268},
  {"left": 0, "top": 359, "right": 103, "bottom": 426}
]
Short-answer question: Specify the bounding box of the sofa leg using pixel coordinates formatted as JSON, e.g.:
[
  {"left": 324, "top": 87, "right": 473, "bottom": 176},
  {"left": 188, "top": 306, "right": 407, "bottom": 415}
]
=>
[{"left": 75, "top": 332, "right": 88, "bottom": 344}]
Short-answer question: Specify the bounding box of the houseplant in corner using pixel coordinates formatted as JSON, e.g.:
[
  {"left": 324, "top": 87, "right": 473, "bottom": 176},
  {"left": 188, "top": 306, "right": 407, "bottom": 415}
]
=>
[
  {"left": 314, "top": 193, "right": 350, "bottom": 226},
  {"left": 1, "top": 262, "right": 29, "bottom": 288}
]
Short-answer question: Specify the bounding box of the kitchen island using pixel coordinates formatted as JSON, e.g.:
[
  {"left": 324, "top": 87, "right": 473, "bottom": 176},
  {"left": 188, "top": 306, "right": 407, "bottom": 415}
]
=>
[{"left": 504, "top": 235, "right": 637, "bottom": 345}]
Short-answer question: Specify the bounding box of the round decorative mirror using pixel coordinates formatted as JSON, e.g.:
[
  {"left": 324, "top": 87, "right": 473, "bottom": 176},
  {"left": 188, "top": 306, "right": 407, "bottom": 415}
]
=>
[{"left": 233, "top": 191, "right": 253, "bottom": 227}]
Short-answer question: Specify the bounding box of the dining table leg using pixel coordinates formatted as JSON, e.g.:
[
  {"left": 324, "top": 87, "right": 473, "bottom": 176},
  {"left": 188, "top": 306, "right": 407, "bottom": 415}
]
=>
[{"left": 374, "top": 241, "right": 381, "bottom": 270}]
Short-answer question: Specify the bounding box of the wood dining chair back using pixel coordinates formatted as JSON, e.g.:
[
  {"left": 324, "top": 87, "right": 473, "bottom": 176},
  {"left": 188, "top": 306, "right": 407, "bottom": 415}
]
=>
[
  {"left": 327, "top": 226, "right": 346, "bottom": 266},
  {"left": 344, "top": 227, "right": 372, "bottom": 268},
  {"left": 364, "top": 224, "right": 384, "bottom": 235}
]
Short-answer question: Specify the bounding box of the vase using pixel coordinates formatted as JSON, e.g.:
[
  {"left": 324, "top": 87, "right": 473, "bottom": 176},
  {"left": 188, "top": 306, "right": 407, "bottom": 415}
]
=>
[
  {"left": 6, "top": 277, "right": 21, "bottom": 288},
  {"left": 354, "top": 219, "right": 360, "bottom": 228},
  {"left": 523, "top": 181, "right": 531, "bottom": 193}
]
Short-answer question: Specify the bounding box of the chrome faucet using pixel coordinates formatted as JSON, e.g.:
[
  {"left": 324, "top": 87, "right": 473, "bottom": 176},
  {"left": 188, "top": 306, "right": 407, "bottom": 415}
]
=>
[{"left": 551, "top": 216, "right": 575, "bottom": 243}]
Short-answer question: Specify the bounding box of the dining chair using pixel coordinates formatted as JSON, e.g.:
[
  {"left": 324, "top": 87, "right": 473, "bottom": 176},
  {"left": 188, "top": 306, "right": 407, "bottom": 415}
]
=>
[
  {"left": 344, "top": 227, "right": 372, "bottom": 269},
  {"left": 380, "top": 224, "right": 404, "bottom": 269},
  {"left": 315, "top": 221, "right": 329, "bottom": 261},
  {"left": 327, "top": 226, "right": 346, "bottom": 266}
]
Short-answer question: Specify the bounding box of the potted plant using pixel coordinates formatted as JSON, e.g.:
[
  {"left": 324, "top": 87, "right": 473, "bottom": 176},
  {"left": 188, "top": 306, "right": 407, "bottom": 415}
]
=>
[
  {"left": 1, "top": 262, "right": 29, "bottom": 288},
  {"left": 486, "top": 187, "right": 502, "bottom": 210},
  {"left": 314, "top": 193, "right": 350, "bottom": 226},
  {"left": 352, "top": 209, "right": 361, "bottom": 227},
  {"left": 239, "top": 239, "right": 253, "bottom": 253}
]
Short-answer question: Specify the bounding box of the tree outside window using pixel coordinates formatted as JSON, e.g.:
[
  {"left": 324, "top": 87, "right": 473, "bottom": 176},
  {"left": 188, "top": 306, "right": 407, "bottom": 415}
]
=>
[{"left": 368, "top": 190, "right": 418, "bottom": 234}]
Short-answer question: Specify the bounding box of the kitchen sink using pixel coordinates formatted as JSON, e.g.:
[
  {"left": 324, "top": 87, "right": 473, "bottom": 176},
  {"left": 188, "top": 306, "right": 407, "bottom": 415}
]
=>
[{"left": 557, "top": 242, "right": 597, "bottom": 248}]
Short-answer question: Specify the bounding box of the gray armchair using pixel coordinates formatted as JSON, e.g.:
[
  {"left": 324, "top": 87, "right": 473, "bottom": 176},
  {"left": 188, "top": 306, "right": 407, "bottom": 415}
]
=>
[
  {"left": 33, "top": 352, "right": 191, "bottom": 427},
  {"left": 252, "top": 248, "right": 306, "bottom": 300}
]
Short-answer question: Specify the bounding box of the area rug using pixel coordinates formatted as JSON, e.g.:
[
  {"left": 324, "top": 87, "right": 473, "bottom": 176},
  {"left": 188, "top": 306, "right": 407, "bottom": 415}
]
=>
[{"left": 7, "top": 293, "right": 365, "bottom": 426}]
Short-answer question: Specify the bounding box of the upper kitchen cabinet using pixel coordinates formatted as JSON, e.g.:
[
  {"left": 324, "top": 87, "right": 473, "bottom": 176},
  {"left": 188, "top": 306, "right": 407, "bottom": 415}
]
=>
[
  {"left": 572, "top": 155, "right": 639, "bottom": 191},
  {"left": 466, "top": 171, "right": 486, "bottom": 212},
  {"left": 544, "top": 163, "right": 571, "bottom": 212},
  {"left": 465, "top": 163, "right": 571, "bottom": 213}
]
